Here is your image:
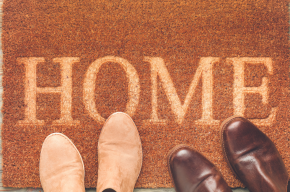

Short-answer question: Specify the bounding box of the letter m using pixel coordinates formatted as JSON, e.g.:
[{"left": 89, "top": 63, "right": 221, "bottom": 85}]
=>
[{"left": 145, "top": 57, "right": 220, "bottom": 125}]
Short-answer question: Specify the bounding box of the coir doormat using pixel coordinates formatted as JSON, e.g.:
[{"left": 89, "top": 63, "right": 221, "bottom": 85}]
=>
[{"left": 2, "top": 0, "right": 289, "bottom": 188}]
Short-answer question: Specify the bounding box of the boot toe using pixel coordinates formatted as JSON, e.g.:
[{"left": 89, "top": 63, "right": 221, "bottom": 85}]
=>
[
  {"left": 168, "top": 145, "right": 231, "bottom": 192},
  {"left": 97, "top": 112, "right": 142, "bottom": 192},
  {"left": 40, "top": 133, "right": 85, "bottom": 192},
  {"left": 221, "top": 116, "right": 288, "bottom": 192}
]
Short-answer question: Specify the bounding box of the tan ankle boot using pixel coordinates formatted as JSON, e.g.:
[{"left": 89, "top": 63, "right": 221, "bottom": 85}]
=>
[
  {"left": 97, "top": 112, "right": 143, "bottom": 192},
  {"left": 40, "top": 133, "right": 85, "bottom": 192}
]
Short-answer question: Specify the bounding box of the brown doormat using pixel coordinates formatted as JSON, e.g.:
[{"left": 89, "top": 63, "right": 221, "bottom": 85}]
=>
[{"left": 2, "top": 0, "right": 289, "bottom": 188}]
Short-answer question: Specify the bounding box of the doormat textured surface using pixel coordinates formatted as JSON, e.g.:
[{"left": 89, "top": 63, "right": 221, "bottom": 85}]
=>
[{"left": 2, "top": 0, "right": 289, "bottom": 188}]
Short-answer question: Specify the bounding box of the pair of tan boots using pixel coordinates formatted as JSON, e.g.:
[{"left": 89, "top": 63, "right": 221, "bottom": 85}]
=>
[{"left": 39, "top": 112, "right": 142, "bottom": 192}]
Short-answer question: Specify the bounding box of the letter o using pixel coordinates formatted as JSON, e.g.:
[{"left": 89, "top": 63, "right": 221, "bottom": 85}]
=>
[{"left": 83, "top": 56, "right": 140, "bottom": 123}]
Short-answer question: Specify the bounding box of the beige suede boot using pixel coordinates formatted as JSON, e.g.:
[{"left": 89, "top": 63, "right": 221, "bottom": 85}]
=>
[
  {"left": 97, "top": 112, "right": 143, "bottom": 192},
  {"left": 40, "top": 133, "right": 85, "bottom": 192}
]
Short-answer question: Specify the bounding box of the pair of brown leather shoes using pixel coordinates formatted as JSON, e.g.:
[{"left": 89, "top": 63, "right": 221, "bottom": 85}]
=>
[
  {"left": 168, "top": 116, "right": 288, "bottom": 192},
  {"left": 39, "top": 112, "right": 142, "bottom": 192}
]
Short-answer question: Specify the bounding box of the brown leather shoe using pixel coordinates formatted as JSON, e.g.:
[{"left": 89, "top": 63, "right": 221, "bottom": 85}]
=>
[
  {"left": 168, "top": 145, "right": 232, "bottom": 192},
  {"left": 221, "top": 116, "right": 288, "bottom": 192},
  {"left": 97, "top": 112, "right": 142, "bottom": 192},
  {"left": 40, "top": 133, "right": 85, "bottom": 192}
]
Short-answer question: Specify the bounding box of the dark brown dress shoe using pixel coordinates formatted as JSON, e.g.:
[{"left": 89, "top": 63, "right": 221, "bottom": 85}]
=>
[
  {"left": 168, "top": 145, "right": 232, "bottom": 192},
  {"left": 221, "top": 116, "right": 288, "bottom": 192}
]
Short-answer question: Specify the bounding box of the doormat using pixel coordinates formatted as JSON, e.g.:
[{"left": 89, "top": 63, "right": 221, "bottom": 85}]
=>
[{"left": 2, "top": 0, "right": 289, "bottom": 188}]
